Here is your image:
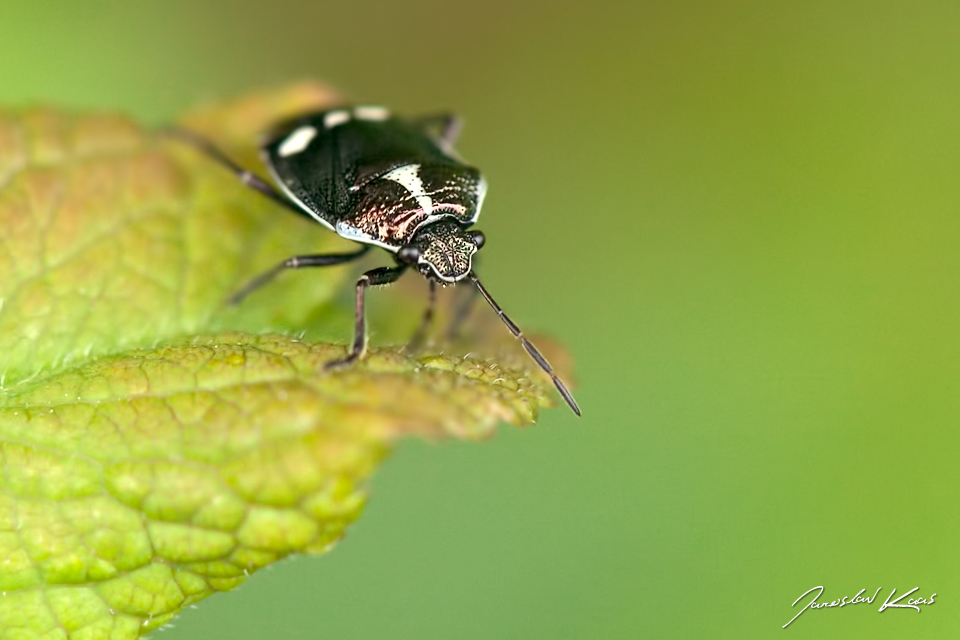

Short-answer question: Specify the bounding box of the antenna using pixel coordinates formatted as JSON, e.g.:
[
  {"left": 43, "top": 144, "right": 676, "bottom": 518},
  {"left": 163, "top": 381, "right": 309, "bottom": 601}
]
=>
[{"left": 469, "top": 273, "right": 581, "bottom": 416}]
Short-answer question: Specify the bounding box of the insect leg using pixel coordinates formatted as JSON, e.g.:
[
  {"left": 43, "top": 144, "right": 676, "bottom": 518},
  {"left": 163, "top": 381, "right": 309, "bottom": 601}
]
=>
[
  {"left": 406, "top": 279, "right": 438, "bottom": 352},
  {"left": 444, "top": 283, "right": 479, "bottom": 343},
  {"left": 325, "top": 265, "right": 409, "bottom": 370},
  {"left": 161, "top": 127, "right": 305, "bottom": 216},
  {"left": 229, "top": 246, "right": 371, "bottom": 305},
  {"left": 410, "top": 114, "right": 463, "bottom": 146},
  {"left": 468, "top": 273, "right": 581, "bottom": 416}
]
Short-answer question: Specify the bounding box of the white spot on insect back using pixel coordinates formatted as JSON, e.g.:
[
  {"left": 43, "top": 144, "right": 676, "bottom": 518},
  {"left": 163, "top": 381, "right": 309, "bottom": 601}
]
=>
[
  {"left": 475, "top": 175, "right": 488, "bottom": 214},
  {"left": 354, "top": 105, "right": 390, "bottom": 121},
  {"left": 324, "top": 110, "right": 351, "bottom": 129},
  {"left": 278, "top": 125, "right": 317, "bottom": 157},
  {"left": 382, "top": 164, "right": 432, "bottom": 213}
]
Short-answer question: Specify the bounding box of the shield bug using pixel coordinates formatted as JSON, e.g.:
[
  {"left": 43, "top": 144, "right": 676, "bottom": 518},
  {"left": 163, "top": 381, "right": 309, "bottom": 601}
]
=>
[{"left": 170, "top": 105, "right": 580, "bottom": 416}]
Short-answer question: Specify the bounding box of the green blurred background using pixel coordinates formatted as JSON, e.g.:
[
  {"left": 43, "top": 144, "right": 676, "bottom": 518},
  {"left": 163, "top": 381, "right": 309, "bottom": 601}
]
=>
[{"left": 3, "top": 0, "right": 959, "bottom": 637}]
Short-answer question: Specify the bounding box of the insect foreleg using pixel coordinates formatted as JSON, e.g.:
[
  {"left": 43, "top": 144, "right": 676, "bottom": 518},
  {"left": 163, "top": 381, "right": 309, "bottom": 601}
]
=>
[
  {"left": 325, "top": 265, "right": 409, "bottom": 369},
  {"left": 406, "top": 279, "right": 438, "bottom": 352},
  {"left": 445, "top": 282, "right": 480, "bottom": 343}
]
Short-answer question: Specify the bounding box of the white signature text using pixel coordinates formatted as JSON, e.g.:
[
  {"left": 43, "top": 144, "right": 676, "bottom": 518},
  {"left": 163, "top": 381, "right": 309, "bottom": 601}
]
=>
[{"left": 783, "top": 586, "right": 936, "bottom": 628}]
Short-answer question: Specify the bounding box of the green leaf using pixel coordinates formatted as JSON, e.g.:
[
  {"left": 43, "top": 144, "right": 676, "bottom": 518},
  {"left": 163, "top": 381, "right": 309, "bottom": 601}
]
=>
[{"left": 0, "top": 84, "right": 571, "bottom": 638}]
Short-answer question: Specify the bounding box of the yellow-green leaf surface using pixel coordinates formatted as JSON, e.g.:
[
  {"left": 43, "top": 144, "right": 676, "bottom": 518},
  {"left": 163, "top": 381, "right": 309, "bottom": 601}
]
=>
[{"left": 0, "top": 84, "right": 569, "bottom": 639}]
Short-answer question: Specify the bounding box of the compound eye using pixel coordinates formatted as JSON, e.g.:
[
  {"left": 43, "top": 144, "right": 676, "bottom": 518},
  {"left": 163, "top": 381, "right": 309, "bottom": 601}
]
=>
[
  {"left": 469, "top": 230, "right": 486, "bottom": 249},
  {"left": 398, "top": 244, "right": 421, "bottom": 264}
]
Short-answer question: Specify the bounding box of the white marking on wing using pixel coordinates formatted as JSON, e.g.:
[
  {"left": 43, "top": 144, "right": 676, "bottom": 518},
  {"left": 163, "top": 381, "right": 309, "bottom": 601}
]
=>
[
  {"left": 354, "top": 105, "right": 390, "bottom": 121},
  {"left": 474, "top": 175, "right": 488, "bottom": 219},
  {"left": 324, "top": 110, "right": 351, "bottom": 129},
  {"left": 382, "top": 164, "right": 433, "bottom": 214},
  {"left": 277, "top": 125, "right": 318, "bottom": 157}
]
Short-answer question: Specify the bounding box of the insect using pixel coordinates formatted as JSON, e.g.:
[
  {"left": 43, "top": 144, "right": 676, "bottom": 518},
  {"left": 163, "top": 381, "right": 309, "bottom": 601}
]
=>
[{"left": 171, "top": 105, "right": 580, "bottom": 415}]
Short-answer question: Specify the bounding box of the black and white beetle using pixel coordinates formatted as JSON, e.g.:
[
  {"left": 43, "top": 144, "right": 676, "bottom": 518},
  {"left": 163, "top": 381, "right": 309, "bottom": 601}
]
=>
[{"left": 171, "top": 105, "right": 580, "bottom": 416}]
